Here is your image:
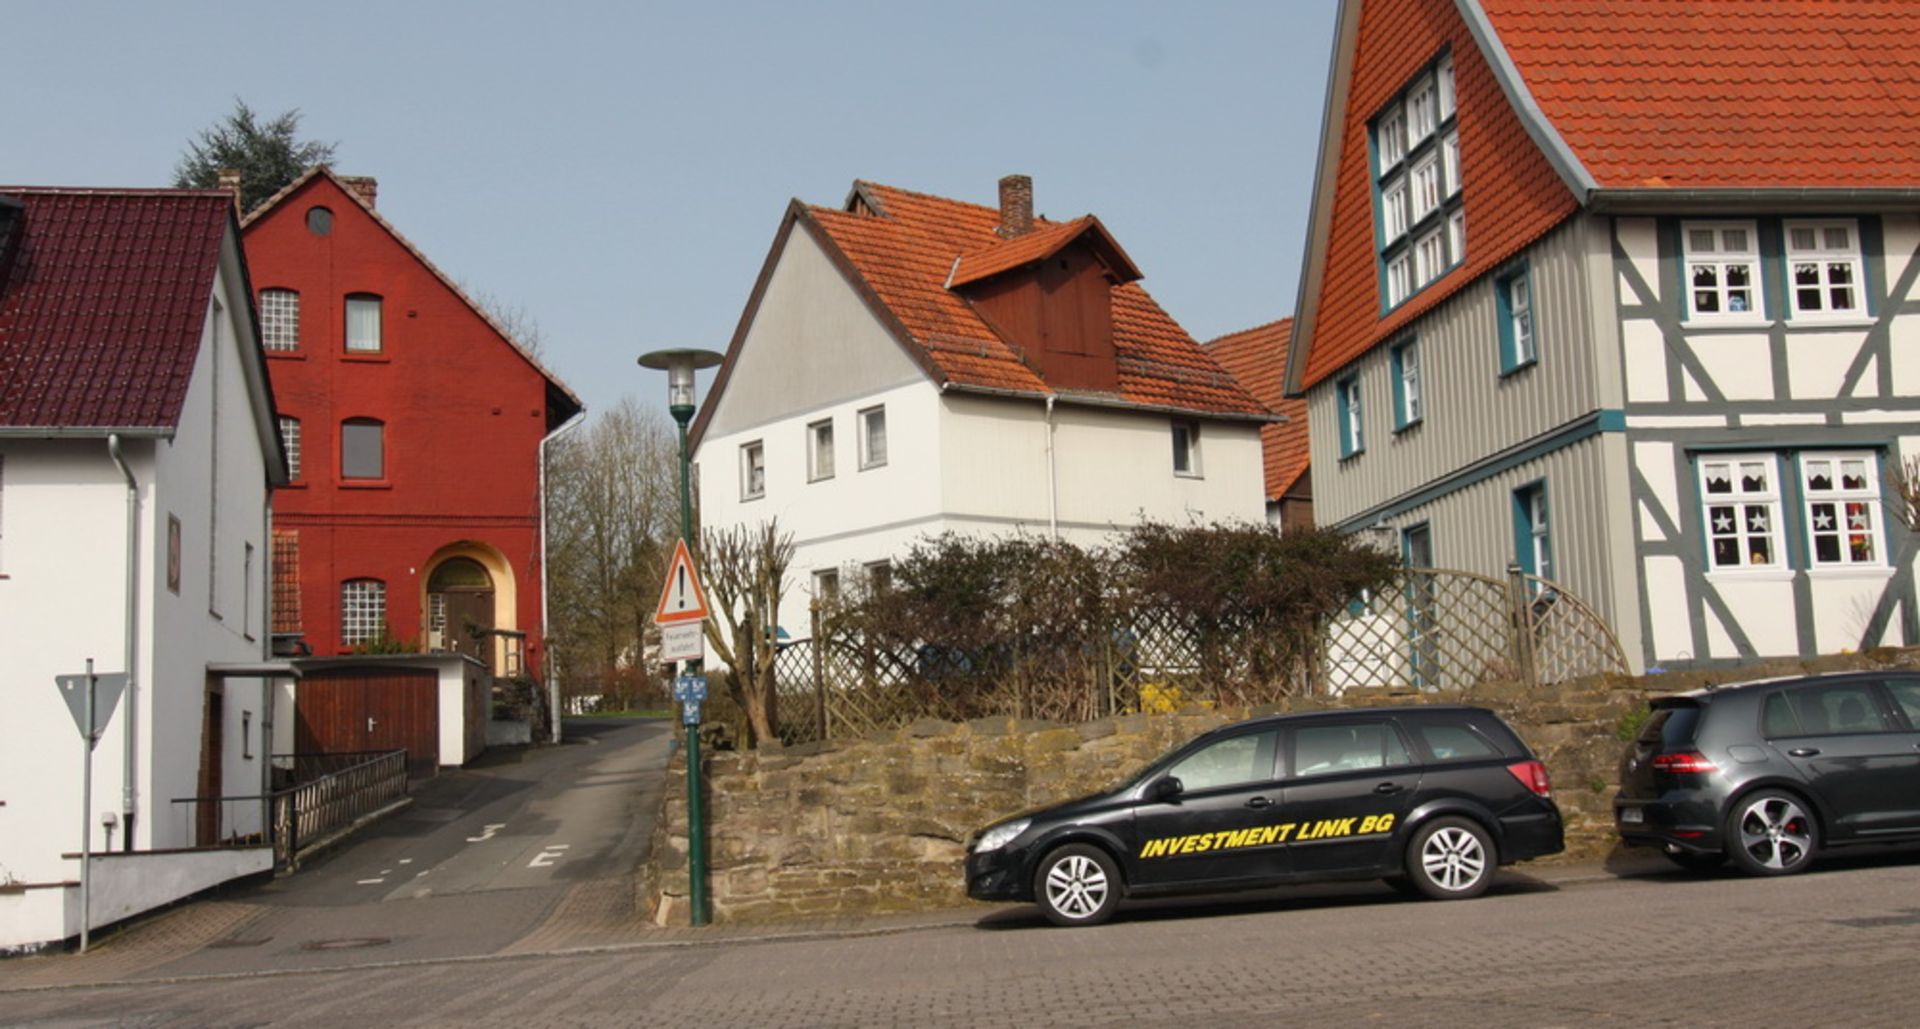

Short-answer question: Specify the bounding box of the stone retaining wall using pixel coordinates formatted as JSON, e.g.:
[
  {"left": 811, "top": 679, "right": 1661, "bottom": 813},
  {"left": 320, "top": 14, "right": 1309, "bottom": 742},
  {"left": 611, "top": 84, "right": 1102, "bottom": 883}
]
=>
[{"left": 644, "top": 649, "right": 1917, "bottom": 925}]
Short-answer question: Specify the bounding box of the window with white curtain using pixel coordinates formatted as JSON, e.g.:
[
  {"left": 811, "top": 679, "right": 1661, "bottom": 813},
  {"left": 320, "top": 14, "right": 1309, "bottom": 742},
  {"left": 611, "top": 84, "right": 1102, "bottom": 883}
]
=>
[{"left": 345, "top": 293, "right": 383, "bottom": 352}]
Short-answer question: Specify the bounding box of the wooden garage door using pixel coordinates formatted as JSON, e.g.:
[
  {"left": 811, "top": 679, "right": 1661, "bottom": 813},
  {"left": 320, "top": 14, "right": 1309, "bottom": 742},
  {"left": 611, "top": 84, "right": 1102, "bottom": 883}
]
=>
[{"left": 296, "top": 668, "right": 439, "bottom": 777}]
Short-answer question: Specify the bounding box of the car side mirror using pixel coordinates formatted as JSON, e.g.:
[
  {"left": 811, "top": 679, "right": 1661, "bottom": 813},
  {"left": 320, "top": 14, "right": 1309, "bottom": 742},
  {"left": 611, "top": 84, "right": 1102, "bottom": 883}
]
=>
[{"left": 1147, "top": 777, "right": 1184, "bottom": 803}]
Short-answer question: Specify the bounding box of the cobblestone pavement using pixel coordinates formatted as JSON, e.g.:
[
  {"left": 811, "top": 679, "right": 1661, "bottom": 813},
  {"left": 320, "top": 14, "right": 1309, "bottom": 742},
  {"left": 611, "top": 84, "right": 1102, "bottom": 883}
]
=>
[{"left": 5, "top": 851, "right": 1920, "bottom": 1026}]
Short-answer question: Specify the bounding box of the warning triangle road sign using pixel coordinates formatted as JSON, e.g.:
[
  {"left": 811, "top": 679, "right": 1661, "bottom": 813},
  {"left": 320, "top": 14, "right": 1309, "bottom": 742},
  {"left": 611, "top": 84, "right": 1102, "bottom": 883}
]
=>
[{"left": 654, "top": 538, "right": 713, "bottom": 625}]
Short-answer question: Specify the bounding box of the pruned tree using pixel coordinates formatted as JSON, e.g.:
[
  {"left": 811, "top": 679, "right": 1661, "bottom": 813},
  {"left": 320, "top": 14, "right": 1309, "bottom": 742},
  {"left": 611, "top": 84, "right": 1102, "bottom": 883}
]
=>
[
  {"left": 544, "top": 397, "right": 679, "bottom": 710},
  {"left": 699, "top": 521, "right": 794, "bottom": 747},
  {"left": 1891, "top": 453, "right": 1920, "bottom": 533},
  {"left": 172, "top": 98, "right": 337, "bottom": 214}
]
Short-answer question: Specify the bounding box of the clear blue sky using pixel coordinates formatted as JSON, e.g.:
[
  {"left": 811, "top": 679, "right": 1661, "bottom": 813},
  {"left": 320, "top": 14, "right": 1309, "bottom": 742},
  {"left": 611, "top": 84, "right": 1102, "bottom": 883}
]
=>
[{"left": 2, "top": 1, "right": 1338, "bottom": 422}]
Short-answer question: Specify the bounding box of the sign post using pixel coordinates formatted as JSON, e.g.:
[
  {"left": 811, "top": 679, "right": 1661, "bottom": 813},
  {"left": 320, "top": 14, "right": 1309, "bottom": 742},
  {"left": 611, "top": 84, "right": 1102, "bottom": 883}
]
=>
[
  {"left": 653, "top": 536, "right": 712, "bottom": 925},
  {"left": 56, "top": 660, "right": 125, "bottom": 954}
]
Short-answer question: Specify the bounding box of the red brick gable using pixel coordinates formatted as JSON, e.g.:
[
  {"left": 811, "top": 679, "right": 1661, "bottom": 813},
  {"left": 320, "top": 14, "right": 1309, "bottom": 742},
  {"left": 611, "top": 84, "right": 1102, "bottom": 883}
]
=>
[
  {"left": 1207, "top": 319, "right": 1309, "bottom": 502},
  {"left": 0, "top": 189, "right": 233, "bottom": 429},
  {"left": 1484, "top": 0, "right": 1920, "bottom": 190},
  {"left": 1299, "top": 0, "right": 1577, "bottom": 391}
]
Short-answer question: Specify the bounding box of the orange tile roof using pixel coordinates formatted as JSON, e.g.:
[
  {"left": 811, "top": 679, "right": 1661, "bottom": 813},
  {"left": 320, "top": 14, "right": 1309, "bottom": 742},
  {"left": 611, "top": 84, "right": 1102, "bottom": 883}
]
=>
[
  {"left": 1207, "top": 319, "right": 1309, "bottom": 500},
  {"left": 1299, "top": 0, "right": 1578, "bottom": 391},
  {"left": 805, "top": 181, "right": 1267, "bottom": 417},
  {"left": 1483, "top": 0, "right": 1920, "bottom": 190},
  {"left": 1299, "top": 0, "right": 1920, "bottom": 393}
]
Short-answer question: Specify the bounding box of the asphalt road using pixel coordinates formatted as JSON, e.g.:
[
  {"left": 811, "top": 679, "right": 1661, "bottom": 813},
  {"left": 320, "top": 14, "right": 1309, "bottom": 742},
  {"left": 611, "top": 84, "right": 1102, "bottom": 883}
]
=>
[
  {"left": 6, "top": 843, "right": 1920, "bottom": 1026},
  {"left": 0, "top": 716, "right": 673, "bottom": 985}
]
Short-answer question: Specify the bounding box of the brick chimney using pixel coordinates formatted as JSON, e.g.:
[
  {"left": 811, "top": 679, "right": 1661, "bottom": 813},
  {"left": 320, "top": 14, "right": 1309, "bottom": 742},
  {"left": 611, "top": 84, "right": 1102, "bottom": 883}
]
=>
[
  {"left": 339, "top": 175, "right": 378, "bottom": 209},
  {"left": 996, "top": 174, "right": 1034, "bottom": 238},
  {"left": 216, "top": 169, "right": 243, "bottom": 212}
]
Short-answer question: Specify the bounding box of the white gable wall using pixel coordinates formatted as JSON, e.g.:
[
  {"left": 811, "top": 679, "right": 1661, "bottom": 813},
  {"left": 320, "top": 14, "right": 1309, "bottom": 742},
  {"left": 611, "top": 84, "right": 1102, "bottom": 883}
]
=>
[{"left": 0, "top": 260, "right": 273, "bottom": 945}]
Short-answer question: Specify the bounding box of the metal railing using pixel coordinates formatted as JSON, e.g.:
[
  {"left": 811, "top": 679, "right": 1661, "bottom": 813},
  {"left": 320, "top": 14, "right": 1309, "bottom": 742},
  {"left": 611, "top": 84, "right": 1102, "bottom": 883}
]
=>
[{"left": 270, "top": 749, "right": 408, "bottom": 868}]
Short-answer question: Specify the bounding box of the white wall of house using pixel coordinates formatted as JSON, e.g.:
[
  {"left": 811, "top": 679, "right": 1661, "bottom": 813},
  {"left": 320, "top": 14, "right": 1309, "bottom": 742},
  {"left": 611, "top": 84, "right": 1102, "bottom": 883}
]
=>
[
  {"left": 0, "top": 257, "right": 274, "bottom": 948},
  {"left": 1614, "top": 213, "right": 1920, "bottom": 666}
]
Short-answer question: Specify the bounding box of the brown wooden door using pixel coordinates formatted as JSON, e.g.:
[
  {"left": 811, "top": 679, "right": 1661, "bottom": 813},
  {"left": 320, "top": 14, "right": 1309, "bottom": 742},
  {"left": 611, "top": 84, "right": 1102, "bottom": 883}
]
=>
[
  {"left": 296, "top": 668, "right": 440, "bottom": 777},
  {"left": 197, "top": 680, "right": 224, "bottom": 846}
]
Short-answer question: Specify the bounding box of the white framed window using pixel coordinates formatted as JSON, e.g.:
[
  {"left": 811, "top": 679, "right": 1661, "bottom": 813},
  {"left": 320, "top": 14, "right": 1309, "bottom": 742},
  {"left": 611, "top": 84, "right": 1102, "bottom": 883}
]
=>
[
  {"left": 858, "top": 406, "right": 888, "bottom": 469},
  {"left": 1338, "top": 376, "right": 1365, "bottom": 457},
  {"left": 1172, "top": 419, "right": 1201, "bottom": 477},
  {"left": 1381, "top": 176, "right": 1409, "bottom": 242},
  {"left": 1372, "top": 53, "right": 1463, "bottom": 313},
  {"left": 1683, "top": 222, "right": 1763, "bottom": 320},
  {"left": 1386, "top": 254, "right": 1412, "bottom": 308},
  {"left": 341, "top": 418, "right": 384, "bottom": 480},
  {"left": 813, "top": 568, "right": 840, "bottom": 603},
  {"left": 279, "top": 416, "right": 301, "bottom": 480},
  {"left": 341, "top": 578, "right": 386, "bottom": 646},
  {"left": 345, "top": 294, "right": 383, "bottom": 352},
  {"left": 1801, "top": 451, "right": 1883, "bottom": 566},
  {"left": 1406, "top": 75, "right": 1437, "bottom": 144},
  {"left": 243, "top": 541, "right": 255, "bottom": 640},
  {"left": 1700, "top": 454, "right": 1783, "bottom": 570},
  {"left": 1505, "top": 271, "right": 1536, "bottom": 369},
  {"left": 1523, "top": 487, "right": 1552, "bottom": 581},
  {"left": 1409, "top": 155, "right": 1441, "bottom": 223},
  {"left": 1393, "top": 340, "right": 1422, "bottom": 428},
  {"left": 1414, "top": 230, "right": 1447, "bottom": 288},
  {"left": 1376, "top": 104, "right": 1406, "bottom": 171},
  {"left": 260, "top": 288, "right": 300, "bottom": 351},
  {"left": 864, "top": 560, "right": 894, "bottom": 591},
  {"left": 740, "top": 440, "right": 766, "bottom": 500},
  {"left": 807, "top": 419, "right": 835, "bottom": 481},
  {"left": 1785, "top": 220, "right": 1864, "bottom": 318}
]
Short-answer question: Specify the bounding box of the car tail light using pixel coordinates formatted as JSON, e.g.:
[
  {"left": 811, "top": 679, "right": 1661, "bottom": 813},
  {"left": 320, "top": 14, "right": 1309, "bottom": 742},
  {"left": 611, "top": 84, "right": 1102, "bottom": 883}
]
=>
[
  {"left": 1506, "top": 760, "right": 1552, "bottom": 797},
  {"left": 1651, "top": 752, "right": 1718, "bottom": 774}
]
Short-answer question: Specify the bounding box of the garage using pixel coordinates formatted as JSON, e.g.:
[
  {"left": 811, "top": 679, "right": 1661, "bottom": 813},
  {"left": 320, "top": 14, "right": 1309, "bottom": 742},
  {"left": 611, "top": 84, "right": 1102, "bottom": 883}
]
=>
[{"left": 295, "top": 666, "right": 438, "bottom": 777}]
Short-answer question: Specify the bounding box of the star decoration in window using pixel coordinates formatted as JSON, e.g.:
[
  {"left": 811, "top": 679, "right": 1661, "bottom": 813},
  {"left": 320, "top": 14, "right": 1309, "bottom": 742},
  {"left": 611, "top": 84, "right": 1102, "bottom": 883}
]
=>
[
  {"left": 1747, "top": 511, "right": 1769, "bottom": 532},
  {"left": 1814, "top": 510, "right": 1834, "bottom": 530},
  {"left": 1714, "top": 511, "right": 1735, "bottom": 533}
]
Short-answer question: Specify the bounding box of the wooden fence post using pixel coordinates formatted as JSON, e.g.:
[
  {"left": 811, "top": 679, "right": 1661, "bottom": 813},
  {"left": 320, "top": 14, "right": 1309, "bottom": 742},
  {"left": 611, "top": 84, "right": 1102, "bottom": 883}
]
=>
[
  {"left": 811, "top": 600, "right": 828, "bottom": 741},
  {"left": 1506, "top": 563, "right": 1538, "bottom": 688}
]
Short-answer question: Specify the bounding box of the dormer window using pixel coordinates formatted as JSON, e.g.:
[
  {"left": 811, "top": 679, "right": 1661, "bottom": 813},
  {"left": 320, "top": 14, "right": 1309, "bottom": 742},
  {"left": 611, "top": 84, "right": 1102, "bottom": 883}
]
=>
[{"left": 1371, "top": 53, "right": 1462, "bottom": 312}]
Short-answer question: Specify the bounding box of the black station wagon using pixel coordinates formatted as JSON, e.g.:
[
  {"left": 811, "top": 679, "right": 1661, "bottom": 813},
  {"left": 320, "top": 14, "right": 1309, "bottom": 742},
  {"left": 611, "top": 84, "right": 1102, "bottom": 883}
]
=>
[
  {"left": 1617, "top": 671, "right": 1920, "bottom": 875},
  {"left": 966, "top": 706, "right": 1564, "bottom": 926}
]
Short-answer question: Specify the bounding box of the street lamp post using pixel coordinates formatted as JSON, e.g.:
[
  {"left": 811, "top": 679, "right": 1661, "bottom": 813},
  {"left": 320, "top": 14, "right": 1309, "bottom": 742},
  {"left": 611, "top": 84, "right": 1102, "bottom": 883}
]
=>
[{"left": 638, "top": 346, "right": 723, "bottom": 926}]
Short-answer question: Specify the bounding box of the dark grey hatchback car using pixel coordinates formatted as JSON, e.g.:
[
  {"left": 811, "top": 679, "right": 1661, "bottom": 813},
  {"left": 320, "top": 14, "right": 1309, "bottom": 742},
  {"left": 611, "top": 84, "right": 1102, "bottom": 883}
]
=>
[{"left": 1616, "top": 671, "right": 1920, "bottom": 875}]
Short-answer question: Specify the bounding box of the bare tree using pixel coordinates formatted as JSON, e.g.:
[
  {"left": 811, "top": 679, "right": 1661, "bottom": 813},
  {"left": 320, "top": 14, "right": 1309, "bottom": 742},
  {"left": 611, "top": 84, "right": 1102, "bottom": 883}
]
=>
[
  {"left": 699, "top": 521, "right": 794, "bottom": 746},
  {"left": 1892, "top": 454, "right": 1920, "bottom": 533},
  {"left": 545, "top": 397, "right": 679, "bottom": 709},
  {"left": 463, "top": 283, "right": 548, "bottom": 362}
]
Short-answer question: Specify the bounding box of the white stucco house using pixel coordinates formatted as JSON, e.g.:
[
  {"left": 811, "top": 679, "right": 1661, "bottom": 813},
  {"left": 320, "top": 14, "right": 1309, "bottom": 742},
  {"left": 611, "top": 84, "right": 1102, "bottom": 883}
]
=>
[
  {"left": 693, "top": 176, "right": 1273, "bottom": 636},
  {"left": 0, "top": 187, "right": 288, "bottom": 951}
]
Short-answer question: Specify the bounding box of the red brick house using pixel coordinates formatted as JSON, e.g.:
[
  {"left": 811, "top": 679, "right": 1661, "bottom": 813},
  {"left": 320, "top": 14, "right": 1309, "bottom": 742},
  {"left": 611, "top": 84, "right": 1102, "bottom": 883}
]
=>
[{"left": 240, "top": 168, "right": 582, "bottom": 683}]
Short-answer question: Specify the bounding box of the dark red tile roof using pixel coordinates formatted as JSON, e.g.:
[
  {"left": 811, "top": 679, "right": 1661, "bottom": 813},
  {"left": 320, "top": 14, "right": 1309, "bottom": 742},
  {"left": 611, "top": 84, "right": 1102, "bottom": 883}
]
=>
[
  {"left": 806, "top": 181, "right": 1266, "bottom": 417},
  {"left": 1207, "top": 319, "right": 1308, "bottom": 500},
  {"left": 1483, "top": 0, "right": 1920, "bottom": 190},
  {"left": 0, "top": 188, "right": 233, "bottom": 430}
]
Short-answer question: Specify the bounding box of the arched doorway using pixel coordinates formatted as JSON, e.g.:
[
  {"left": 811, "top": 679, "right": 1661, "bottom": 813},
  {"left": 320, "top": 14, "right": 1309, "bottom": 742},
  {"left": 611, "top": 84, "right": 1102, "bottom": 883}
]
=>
[{"left": 427, "top": 556, "right": 495, "bottom": 661}]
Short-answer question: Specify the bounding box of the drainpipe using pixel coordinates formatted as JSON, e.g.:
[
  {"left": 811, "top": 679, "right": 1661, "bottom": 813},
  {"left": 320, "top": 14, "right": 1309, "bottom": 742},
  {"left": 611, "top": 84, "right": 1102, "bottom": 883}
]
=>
[
  {"left": 107, "top": 435, "right": 139, "bottom": 850},
  {"left": 538, "top": 411, "right": 588, "bottom": 743},
  {"left": 1044, "top": 395, "right": 1059, "bottom": 538}
]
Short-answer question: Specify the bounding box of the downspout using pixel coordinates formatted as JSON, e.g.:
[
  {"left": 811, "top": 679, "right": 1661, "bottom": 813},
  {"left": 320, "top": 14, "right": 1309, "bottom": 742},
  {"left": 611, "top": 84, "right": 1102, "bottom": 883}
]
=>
[
  {"left": 107, "top": 435, "right": 139, "bottom": 850},
  {"left": 1044, "top": 395, "right": 1059, "bottom": 538},
  {"left": 539, "top": 411, "right": 588, "bottom": 744}
]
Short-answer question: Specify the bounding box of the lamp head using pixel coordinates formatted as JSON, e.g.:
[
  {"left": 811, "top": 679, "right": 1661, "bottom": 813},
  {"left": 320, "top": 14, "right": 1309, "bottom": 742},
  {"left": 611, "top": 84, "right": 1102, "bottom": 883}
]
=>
[{"left": 638, "top": 348, "right": 725, "bottom": 418}]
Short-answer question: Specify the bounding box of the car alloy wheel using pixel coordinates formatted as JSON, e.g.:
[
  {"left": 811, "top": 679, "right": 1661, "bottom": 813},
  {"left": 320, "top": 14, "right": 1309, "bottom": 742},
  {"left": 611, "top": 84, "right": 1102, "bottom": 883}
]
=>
[
  {"left": 1034, "top": 844, "right": 1120, "bottom": 927},
  {"left": 1727, "top": 791, "right": 1816, "bottom": 876},
  {"left": 1406, "top": 817, "right": 1494, "bottom": 900}
]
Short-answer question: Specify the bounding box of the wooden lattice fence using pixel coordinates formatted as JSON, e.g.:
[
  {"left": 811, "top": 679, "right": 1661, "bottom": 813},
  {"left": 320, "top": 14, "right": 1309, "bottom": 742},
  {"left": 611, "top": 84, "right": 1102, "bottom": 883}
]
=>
[{"left": 770, "top": 566, "right": 1629, "bottom": 745}]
